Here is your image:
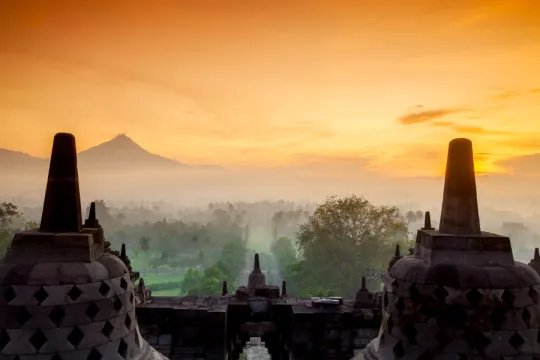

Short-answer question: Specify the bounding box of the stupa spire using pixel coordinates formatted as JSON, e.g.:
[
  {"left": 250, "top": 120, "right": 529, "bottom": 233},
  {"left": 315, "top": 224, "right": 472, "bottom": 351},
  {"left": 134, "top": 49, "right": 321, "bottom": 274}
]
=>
[
  {"left": 89, "top": 201, "right": 96, "bottom": 220},
  {"left": 253, "top": 253, "right": 261, "bottom": 273},
  {"left": 439, "top": 138, "right": 481, "bottom": 234},
  {"left": 423, "top": 211, "right": 433, "bottom": 230},
  {"left": 39, "top": 133, "right": 82, "bottom": 233}
]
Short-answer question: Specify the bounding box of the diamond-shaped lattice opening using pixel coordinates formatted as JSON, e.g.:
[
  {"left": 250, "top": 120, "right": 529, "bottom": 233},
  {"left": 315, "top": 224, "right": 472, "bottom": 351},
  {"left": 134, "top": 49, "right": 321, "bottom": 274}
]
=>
[
  {"left": 396, "top": 298, "right": 405, "bottom": 314},
  {"left": 0, "top": 330, "right": 10, "bottom": 351},
  {"left": 67, "top": 286, "right": 83, "bottom": 302},
  {"left": 433, "top": 286, "right": 448, "bottom": 300},
  {"left": 16, "top": 307, "right": 31, "bottom": 326},
  {"left": 113, "top": 296, "right": 123, "bottom": 312},
  {"left": 49, "top": 307, "right": 66, "bottom": 327},
  {"left": 4, "top": 286, "right": 16, "bottom": 303},
  {"left": 417, "top": 351, "right": 433, "bottom": 360},
  {"left": 379, "top": 332, "right": 385, "bottom": 346},
  {"left": 403, "top": 323, "right": 418, "bottom": 344},
  {"left": 34, "top": 286, "right": 49, "bottom": 305},
  {"left": 134, "top": 328, "right": 141, "bottom": 349},
  {"left": 98, "top": 282, "right": 110, "bottom": 297},
  {"left": 130, "top": 292, "right": 134, "bottom": 305},
  {"left": 522, "top": 308, "right": 532, "bottom": 328},
  {"left": 51, "top": 354, "right": 62, "bottom": 360},
  {"left": 491, "top": 308, "right": 506, "bottom": 329},
  {"left": 509, "top": 332, "right": 525, "bottom": 349},
  {"left": 391, "top": 279, "right": 398, "bottom": 288},
  {"left": 409, "top": 283, "right": 420, "bottom": 299},
  {"left": 443, "top": 305, "right": 468, "bottom": 327},
  {"left": 393, "top": 340, "right": 405, "bottom": 358},
  {"left": 67, "top": 327, "right": 84, "bottom": 348},
  {"left": 118, "top": 338, "right": 128, "bottom": 359},
  {"left": 386, "top": 317, "right": 394, "bottom": 334},
  {"left": 418, "top": 303, "right": 436, "bottom": 318},
  {"left": 125, "top": 314, "right": 132, "bottom": 330},
  {"left": 29, "top": 329, "right": 47, "bottom": 351},
  {"left": 436, "top": 331, "right": 451, "bottom": 349},
  {"left": 530, "top": 287, "right": 539, "bottom": 304},
  {"left": 501, "top": 289, "right": 516, "bottom": 306},
  {"left": 87, "top": 348, "right": 102, "bottom": 360},
  {"left": 85, "top": 302, "right": 99, "bottom": 321},
  {"left": 461, "top": 329, "right": 491, "bottom": 350},
  {"left": 466, "top": 289, "right": 483, "bottom": 305},
  {"left": 102, "top": 321, "right": 114, "bottom": 339},
  {"left": 120, "top": 278, "right": 128, "bottom": 291},
  {"left": 383, "top": 292, "right": 388, "bottom": 308}
]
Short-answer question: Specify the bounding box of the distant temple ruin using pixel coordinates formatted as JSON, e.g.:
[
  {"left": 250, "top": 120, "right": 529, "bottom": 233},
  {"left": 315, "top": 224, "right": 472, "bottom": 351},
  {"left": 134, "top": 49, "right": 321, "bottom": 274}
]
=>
[{"left": 1, "top": 134, "right": 539, "bottom": 360}]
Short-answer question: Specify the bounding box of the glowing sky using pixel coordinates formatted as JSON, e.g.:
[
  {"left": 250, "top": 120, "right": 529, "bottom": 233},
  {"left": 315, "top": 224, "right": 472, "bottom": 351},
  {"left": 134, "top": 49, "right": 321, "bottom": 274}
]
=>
[{"left": 0, "top": 0, "right": 539, "bottom": 176}]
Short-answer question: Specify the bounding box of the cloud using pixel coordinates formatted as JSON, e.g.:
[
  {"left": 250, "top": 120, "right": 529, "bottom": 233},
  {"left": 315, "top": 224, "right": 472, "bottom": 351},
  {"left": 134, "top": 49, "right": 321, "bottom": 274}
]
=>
[
  {"left": 496, "top": 134, "right": 540, "bottom": 151},
  {"left": 397, "top": 108, "right": 464, "bottom": 125},
  {"left": 490, "top": 88, "right": 540, "bottom": 100},
  {"left": 427, "top": 120, "right": 513, "bottom": 136},
  {"left": 453, "top": 126, "right": 512, "bottom": 135},
  {"left": 496, "top": 153, "right": 540, "bottom": 176},
  {"left": 430, "top": 120, "right": 455, "bottom": 127}
]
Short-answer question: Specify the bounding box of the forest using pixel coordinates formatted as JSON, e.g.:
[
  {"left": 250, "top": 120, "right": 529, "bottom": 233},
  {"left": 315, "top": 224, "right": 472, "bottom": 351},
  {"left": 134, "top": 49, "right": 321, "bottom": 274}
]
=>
[{"left": 1, "top": 195, "right": 538, "bottom": 298}]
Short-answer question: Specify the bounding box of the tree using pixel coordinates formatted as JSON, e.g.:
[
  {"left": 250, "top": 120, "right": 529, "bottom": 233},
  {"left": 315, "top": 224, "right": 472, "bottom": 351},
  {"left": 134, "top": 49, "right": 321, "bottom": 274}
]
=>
[
  {"left": 139, "top": 236, "right": 151, "bottom": 272},
  {"left": 271, "top": 237, "right": 297, "bottom": 268},
  {"left": 0, "top": 202, "right": 37, "bottom": 257},
  {"left": 405, "top": 210, "right": 424, "bottom": 225},
  {"left": 294, "top": 195, "right": 407, "bottom": 296}
]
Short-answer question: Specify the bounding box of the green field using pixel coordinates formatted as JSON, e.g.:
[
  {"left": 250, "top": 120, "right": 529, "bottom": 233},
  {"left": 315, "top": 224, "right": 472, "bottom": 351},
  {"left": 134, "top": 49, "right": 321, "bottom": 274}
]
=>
[
  {"left": 128, "top": 250, "right": 191, "bottom": 296},
  {"left": 137, "top": 272, "right": 186, "bottom": 296}
]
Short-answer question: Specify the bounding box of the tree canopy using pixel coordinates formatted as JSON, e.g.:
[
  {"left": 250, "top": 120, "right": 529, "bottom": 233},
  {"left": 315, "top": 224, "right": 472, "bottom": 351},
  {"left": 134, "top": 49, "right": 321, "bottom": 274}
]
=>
[{"left": 276, "top": 195, "right": 408, "bottom": 297}]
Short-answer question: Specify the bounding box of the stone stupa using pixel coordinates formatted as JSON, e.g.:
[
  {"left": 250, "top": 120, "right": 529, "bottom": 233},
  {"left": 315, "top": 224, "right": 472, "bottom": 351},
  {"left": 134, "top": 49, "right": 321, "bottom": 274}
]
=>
[
  {"left": 353, "top": 138, "right": 540, "bottom": 359},
  {"left": 247, "top": 253, "right": 266, "bottom": 293},
  {"left": 0, "top": 133, "right": 167, "bottom": 360}
]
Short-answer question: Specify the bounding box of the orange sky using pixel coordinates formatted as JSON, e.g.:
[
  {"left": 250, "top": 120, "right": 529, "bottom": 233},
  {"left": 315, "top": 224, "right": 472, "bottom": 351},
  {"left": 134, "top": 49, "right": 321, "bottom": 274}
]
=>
[{"left": 0, "top": 0, "right": 539, "bottom": 176}]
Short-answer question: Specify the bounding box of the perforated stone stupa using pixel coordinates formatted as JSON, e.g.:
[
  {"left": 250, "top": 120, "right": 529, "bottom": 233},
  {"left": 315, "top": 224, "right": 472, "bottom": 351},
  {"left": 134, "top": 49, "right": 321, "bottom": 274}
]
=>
[
  {"left": 0, "top": 133, "right": 167, "bottom": 360},
  {"left": 353, "top": 138, "right": 540, "bottom": 360}
]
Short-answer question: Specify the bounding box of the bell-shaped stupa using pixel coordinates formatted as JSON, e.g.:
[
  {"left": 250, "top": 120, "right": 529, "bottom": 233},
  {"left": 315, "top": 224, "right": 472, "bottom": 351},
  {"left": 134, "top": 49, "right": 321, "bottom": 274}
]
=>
[
  {"left": 353, "top": 138, "right": 540, "bottom": 359},
  {"left": 0, "top": 133, "right": 167, "bottom": 359}
]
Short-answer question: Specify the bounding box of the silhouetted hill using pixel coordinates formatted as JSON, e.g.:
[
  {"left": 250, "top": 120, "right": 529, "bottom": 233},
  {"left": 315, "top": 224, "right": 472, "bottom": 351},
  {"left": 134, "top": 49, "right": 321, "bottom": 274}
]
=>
[
  {"left": 0, "top": 149, "right": 47, "bottom": 172},
  {"left": 0, "top": 134, "right": 222, "bottom": 172},
  {"left": 78, "top": 134, "right": 190, "bottom": 170}
]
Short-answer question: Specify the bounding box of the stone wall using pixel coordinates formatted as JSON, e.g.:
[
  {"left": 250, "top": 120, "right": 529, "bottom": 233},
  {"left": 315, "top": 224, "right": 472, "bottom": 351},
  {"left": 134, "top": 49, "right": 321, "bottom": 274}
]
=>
[{"left": 135, "top": 295, "right": 382, "bottom": 360}]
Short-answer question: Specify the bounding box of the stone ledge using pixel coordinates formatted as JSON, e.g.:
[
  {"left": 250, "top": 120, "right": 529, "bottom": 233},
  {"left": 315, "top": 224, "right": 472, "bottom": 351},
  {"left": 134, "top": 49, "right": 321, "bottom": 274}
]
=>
[
  {"left": 417, "top": 230, "right": 512, "bottom": 252},
  {"left": 5, "top": 232, "right": 97, "bottom": 264}
]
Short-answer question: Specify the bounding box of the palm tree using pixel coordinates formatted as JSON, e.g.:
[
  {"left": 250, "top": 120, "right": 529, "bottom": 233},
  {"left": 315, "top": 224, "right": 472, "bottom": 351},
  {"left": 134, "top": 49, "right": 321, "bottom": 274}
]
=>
[{"left": 139, "top": 236, "right": 151, "bottom": 274}]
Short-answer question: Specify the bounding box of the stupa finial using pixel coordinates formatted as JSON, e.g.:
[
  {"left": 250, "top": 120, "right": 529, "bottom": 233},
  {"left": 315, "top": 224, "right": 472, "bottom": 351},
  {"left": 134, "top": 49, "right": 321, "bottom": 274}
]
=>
[
  {"left": 39, "top": 133, "right": 82, "bottom": 233},
  {"left": 439, "top": 138, "right": 481, "bottom": 234}
]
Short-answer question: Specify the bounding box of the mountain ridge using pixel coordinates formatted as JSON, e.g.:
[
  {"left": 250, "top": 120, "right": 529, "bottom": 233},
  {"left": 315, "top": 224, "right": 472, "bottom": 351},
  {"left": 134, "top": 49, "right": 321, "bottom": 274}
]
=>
[{"left": 0, "top": 134, "right": 223, "bottom": 171}]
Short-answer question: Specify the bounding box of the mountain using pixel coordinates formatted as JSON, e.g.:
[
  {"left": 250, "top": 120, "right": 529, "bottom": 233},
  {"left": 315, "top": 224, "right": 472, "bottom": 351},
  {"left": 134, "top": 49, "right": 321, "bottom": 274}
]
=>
[
  {"left": 0, "top": 134, "right": 222, "bottom": 172},
  {"left": 0, "top": 149, "right": 47, "bottom": 172},
  {"left": 78, "top": 134, "right": 189, "bottom": 169}
]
